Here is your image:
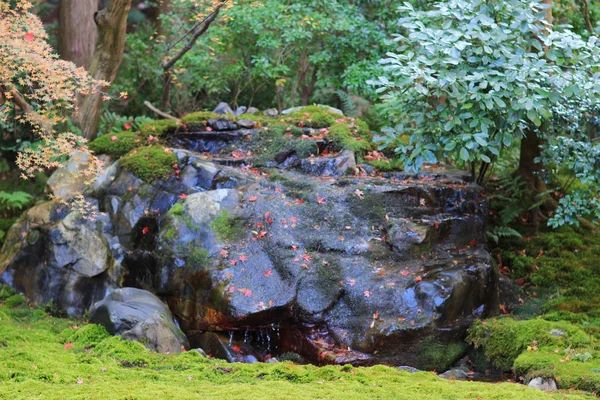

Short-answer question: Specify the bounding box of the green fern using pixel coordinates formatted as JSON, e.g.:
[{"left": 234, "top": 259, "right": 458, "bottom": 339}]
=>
[
  {"left": 486, "top": 226, "right": 523, "bottom": 244},
  {"left": 99, "top": 112, "right": 154, "bottom": 135},
  {"left": 0, "top": 191, "right": 33, "bottom": 212},
  {"left": 335, "top": 89, "right": 358, "bottom": 117}
]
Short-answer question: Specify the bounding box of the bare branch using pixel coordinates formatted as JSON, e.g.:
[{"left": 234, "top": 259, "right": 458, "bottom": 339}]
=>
[
  {"left": 161, "top": 1, "right": 227, "bottom": 71},
  {"left": 143, "top": 101, "right": 181, "bottom": 123}
]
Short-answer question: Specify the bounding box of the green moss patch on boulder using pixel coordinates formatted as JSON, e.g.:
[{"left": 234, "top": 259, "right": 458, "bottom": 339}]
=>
[
  {"left": 88, "top": 131, "right": 146, "bottom": 157},
  {"left": 468, "top": 317, "right": 595, "bottom": 371},
  {"left": 181, "top": 111, "right": 221, "bottom": 124},
  {"left": 120, "top": 146, "right": 178, "bottom": 183},
  {"left": 139, "top": 119, "right": 179, "bottom": 137}
]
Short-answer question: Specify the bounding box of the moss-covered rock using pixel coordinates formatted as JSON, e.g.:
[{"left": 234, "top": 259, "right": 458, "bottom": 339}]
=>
[
  {"left": 139, "top": 119, "right": 179, "bottom": 137},
  {"left": 120, "top": 146, "right": 178, "bottom": 182},
  {"left": 88, "top": 131, "right": 146, "bottom": 157},
  {"left": 181, "top": 111, "right": 221, "bottom": 124},
  {"left": 283, "top": 108, "right": 338, "bottom": 129},
  {"left": 468, "top": 317, "right": 595, "bottom": 371},
  {"left": 210, "top": 210, "right": 246, "bottom": 242}
]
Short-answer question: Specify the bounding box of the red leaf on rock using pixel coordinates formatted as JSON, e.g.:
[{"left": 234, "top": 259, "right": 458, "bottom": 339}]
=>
[
  {"left": 179, "top": 194, "right": 187, "bottom": 199},
  {"left": 302, "top": 254, "right": 312, "bottom": 262},
  {"left": 231, "top": 345, "right": 241, "bottom": 352},
  {"left": 142, "top": 227, "right": 149, "bottom": 235},
  {"left": 220, "top": 249, "right": 229, "bottom": 258},
  {"left": 239, "top": 288, "right": 252, "bottom": 297},
  {"left": 239, "top": 255, "right": 248, "bottom": 262},
  {"left": 296, "top": 199, "right": 304, "bottom": 205},
  {"left": 364, "top": 290, "right": 372, "bottom": 298},
  {"left": 317, "top": 197, "right": 326, "bottom": 204},
  {"left": 401, "top": 270, "right": 410, "bottom": 276},
  {"left": 415, "top": 276, "right": 423, "bottom": 283},
  {"left": 470, "top": 239, "right": 477, "bottom": 247},
  {"left": 248, "top": 196, "right": 258, "bottom": 202},
  {"left": 290, "top": 216, "right": 298, "bottom": 223},
  {"left": 264, "top": 270, "right": 272, "bottom": 277}
]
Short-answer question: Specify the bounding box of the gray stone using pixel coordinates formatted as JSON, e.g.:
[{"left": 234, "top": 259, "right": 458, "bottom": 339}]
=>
[
  {"left": 528, "top": 377, "right": 558, "bottom": 391},
  {"left": 90, "top": 287, "right": 188, "bottom": 353},
  {"left": 47, "top": 150, "right": 94, "bottom": 201},
  {"left": 122, "top": 313, "right": 188, "bottom": 354},
  {"left": 263, "top": 108, "right": 278, "bottom": 118},
  {"left": 439, "top": 369, "right": 469, "bottom": 380},
  {"left": 208, "top": 118, "right": 238, "bottom": 131},
  {"left": 237, "top": 119, "right": 257, "bottom": 129},
  {"left": 93, "top": 160, "right": 119, "bottom": 195},
  {"left": 246, "top": 107, "right": 259, "bottom": 115},
  {"left": 234, "top": 106, "right": 247, "bottom": 117},
  {"left": 398, "top": 366, "right": 422, "bottom": 374},
  {"left": 388, "top": 218, "right": 430, "bottom": 253},
  {"left": 213, "top": 102, "right": 235, "bottom": 116},
  {"left": 300, "top": 150, "right": 357, "bottom": 176}
]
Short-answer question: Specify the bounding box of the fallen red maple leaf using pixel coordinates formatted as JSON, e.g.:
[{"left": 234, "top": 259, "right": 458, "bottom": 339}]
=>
[
  {"left": 141, "top": 227, "right": 149, "bottom": 235},
  {"left": 264, "top": 270, "right": 272, "bottom": 277},
  {"left": 248, "top": 196, "right": 258, "bottom": 202},
  {"left": 239, "top": 255, "right": 248, "bottom": 262},
  {"left": 317, "top": 197, "right": 326, "bottom": 204}
]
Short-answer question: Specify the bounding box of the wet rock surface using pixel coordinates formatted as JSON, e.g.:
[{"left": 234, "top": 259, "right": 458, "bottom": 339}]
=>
[
  {"left": 0, "top": 110, "right": 498, "bottom": 368},
  {"left": 90, "top": 287, "right": 189, "bottom": 353}
]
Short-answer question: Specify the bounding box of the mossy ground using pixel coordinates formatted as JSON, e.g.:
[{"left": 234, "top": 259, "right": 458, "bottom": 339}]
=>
[{"left": 0, "top": 287, "right": 590, "bottom": 400}]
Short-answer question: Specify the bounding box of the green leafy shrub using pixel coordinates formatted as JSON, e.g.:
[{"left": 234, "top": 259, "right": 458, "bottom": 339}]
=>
[
  {"left": 120, "top": 146, "right": 178, "bottom": 182},
  {"left": 88, "top": 131, "right": 146, "bottom": 157}
]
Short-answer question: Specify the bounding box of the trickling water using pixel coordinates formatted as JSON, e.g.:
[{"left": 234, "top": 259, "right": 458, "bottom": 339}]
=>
[{"left": 229, "top": 330, "right": 234, "bottom": 346}]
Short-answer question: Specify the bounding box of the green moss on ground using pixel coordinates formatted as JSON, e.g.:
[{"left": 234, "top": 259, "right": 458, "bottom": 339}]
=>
[
  {"left": 497, "top": 226, "right": 600, "bottom": 323},
  {"left": 88, "top": 131, "right": 146, "bottom": 157},
  {"left": 0, "top": 294, "right": 592, "bottom": 400},
  {"left": 139, "top": 119, "right": 179, "bottom": 137},
  {"left": 120, "top": 146, "right": 178, "bottom": 182}
]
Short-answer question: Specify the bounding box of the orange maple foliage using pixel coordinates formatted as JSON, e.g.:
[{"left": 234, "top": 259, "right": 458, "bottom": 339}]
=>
[{"left": 0, "top": 1, "right": 104, "bottom": 181}]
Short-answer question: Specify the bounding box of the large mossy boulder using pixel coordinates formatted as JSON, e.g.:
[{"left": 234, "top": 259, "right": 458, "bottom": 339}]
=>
[{"left": 0, "top": 109, "right": 499, "bottom": 369}]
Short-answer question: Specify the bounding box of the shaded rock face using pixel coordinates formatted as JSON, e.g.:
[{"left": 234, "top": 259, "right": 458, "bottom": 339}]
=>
[
  {"left": 90, "top": 287, "right": 189, "bottom": 353},
  {"left": 0, "top": 120, "right": 498, "bottom": 368},
  {"left": 0, "top": 201, "right": 123, "bottom": 316}
]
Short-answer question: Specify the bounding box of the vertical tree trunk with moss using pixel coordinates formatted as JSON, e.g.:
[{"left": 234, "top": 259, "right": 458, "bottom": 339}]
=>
[
  {"left": 58, "top": 0, "right": 98, "bottom": 68},
  {"left": 74, "top": 0, "right": 132, "bottom": 141}
]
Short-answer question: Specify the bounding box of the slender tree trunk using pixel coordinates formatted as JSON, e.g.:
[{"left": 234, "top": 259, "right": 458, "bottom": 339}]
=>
[
  {"left": 580, "top": 0, "right": 594, "bottom": 33},
  {"left": 74, "top": 0, "right": 132, "bottom": 141},
  {"left": 300, "top": 67, "right": 318, "bottom": 106},
  {"left": 58, "top": 0, "right": 98, "bottom": 68}
]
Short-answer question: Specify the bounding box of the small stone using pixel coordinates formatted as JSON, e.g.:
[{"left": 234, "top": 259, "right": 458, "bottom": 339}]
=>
[
  {"left": 246, "top": 107, "right": 259, "bottom": 115},
  {"left": 439, "top": 369, "right": 469, "bottom": 380},
  {"left": 237, "top": 119, "right": 256, "bottom": 129},
  {"left": 263, "top": 108, "right": 278, "bottom": 118},
  {"left": 234, "top": 106, "right": 247, "bottom": 117},
  {"left": 213, "top": 102, "right": 235, "bottom": 116},
  {"left": 527, "top": 377, "right": 557, "bottom": 391},
  {"left": 398, "top": 366, "right": 421, "bottom": 374},
  {"left": 208, "top": 118, "right": 238, "bottom": 131}
]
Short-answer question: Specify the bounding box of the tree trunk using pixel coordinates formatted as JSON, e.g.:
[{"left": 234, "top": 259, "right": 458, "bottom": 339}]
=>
[
  {"left": 74, "top": 0, "right": 132, "bottom": 141},
  {"left": 58, "top": 0, "right": 98, "bottom": 68},
  {"left": 300, "top": 67, "right": 318, "bottom": 106}
]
